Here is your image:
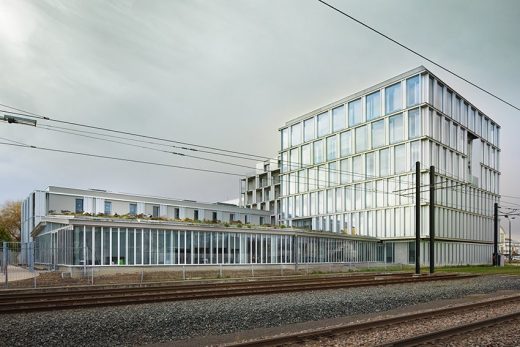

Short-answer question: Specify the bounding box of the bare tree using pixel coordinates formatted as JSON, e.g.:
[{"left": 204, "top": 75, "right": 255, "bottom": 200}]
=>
[{"left": 0, "top": 201, "right": 21, "bottom": 242}]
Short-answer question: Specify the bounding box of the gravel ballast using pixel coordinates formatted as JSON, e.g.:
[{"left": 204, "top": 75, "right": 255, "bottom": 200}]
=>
[{"left": 2, "top": 275, "right": 520, "bottom": 346}]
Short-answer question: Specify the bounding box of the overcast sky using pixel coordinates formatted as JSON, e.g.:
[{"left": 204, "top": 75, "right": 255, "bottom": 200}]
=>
[{"left": 1, "top": 0, "right": 519, "bottom": 238}]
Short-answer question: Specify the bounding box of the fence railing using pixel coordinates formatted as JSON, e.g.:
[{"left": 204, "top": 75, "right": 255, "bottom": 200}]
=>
[{"left": 0, "top": 241, "right": 393, "bottom": 289}]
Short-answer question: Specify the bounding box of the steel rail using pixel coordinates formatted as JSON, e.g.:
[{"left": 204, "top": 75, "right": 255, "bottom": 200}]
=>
[
  {"left": 379, "top": 311, "right": 520, "bottom": 346},
  {"left": 0, "top": 274, "right": 462, "bottom": 304},
  {"left": 226, "top": 294, "right": 520, "bottom": 347},
  {"left": 0, "top": 274, "right": 472, "bottom": 314},
  {"left": 0, "top": 272, "right": 410, "bottom": 301}
]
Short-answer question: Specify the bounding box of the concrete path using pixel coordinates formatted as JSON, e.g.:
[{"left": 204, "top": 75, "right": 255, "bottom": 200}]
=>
[{"left": 0, "top": 265, "right": 39, "bottom": 283}]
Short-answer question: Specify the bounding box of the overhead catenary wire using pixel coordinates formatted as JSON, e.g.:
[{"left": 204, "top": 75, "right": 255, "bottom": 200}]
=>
[
  {"left": 0, "top": 137, "right": 421, "bottom": 202},
  {"left": 316, "top": 0, "right": 520, "bottom": 112},
  {"left": 38, "top": 125, "right": 258, "bottom": 171},
  {"left": 0, "top": 106, "right": 270, "bottom": 161},
  {"left": 0, "top": 141, "right": 245, "bottom": 177},
  {"left": 1, "top": 113, "right": 420, "bottom": 188}
]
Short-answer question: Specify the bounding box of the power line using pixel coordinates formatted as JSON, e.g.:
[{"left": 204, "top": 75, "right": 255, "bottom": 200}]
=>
[
  {"left": 38, "top": 125, "right": 258, "bottom": 171},
  {"left": 36, "top": 122, "right": 263, "bottom": 162},
  {"left": 0, "top": 135, "right": 421, "bottom": 201},
  {"left": 0, "top": 105, "right": 270, "bottom": 161},
  {"left": 316, "top": 0, "right": 520, "bottom": 112},
  {"left": 2, "top": 113, "right": 420, "bottom": 187},
  {"left": 0, "top": 141, "right": 245, "bottom": 177}
]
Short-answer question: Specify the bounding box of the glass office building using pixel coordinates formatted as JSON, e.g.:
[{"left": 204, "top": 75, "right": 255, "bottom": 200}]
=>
[
  {"left": 32, "top": 216, "right": 382, "bottom": 267},
  {"left": 279, "top": 66, "right": 500, "bottom": 265}
]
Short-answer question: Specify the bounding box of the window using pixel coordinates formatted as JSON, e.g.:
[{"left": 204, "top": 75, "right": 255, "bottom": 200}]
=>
[
  {"left": 104, "top": 201, "right": 112, "bottom": 215},
  {"left": 230, "top": 213, "right": 235, "bottom": 222},
  {"left": 355, "top": 125, "right": 368, "bottom": 152},
  {"left": 281, "top": 128, "right": 289, "bottom": 149},
  {"left": 366, "top": 91, "right": 380, "bottom": 120},
  {"left": 313, "top": 139, "right": 324, "bottom": 164},
  {"left": 152, "top": 205, "right": 159, "bottom": 218},
  {"left": 304, "top": 117, "right": 315, "bottom": 142},
  {"left": 434, "top": 82, "right": 443, "bottom": 110},
  {"left": 348, "top": 99, "right": 362, "bottom": 126},
  {"left": 332, "top": 105, "right": 346, "bottom": 132},
  {"left": 291, "top": 123, "right": 302, "bottom": 146},
  {"left": 329, "top": 162, "right": 338, "bottom": 186},
  {"left": 340, "top": 159, "right": 350, "bottom": 184},
  {"left": 194, "top": 210, "right": 199, "bottom": 221},
  {"left": 129, "top": 203, "right": 137, "bottom": 215},
  {"left": 443, "top": 118, "right": 450, "bottom": 146},
  {"left": 290, "top": 148, "right": 299, "bottom": 170},
  {"left": 302, "top": 143, "right": 311, "bottom": 166},
  {"left": 299, "top": 170, "right": 307, "bottom": 192},
  {"left": 468, "top": 107, "right": 475, "bottom": 132},
  {"left": 340, "top": 131, "right": 352, "bottom": 156},
  {"left": 385, "top": 82, "right": 402, "bottom": 114},
  {"left": 410, "top": 141, "right": 420, "bottom": 167},
  {"left": 259, "top": 216, "right": 264, "bottom": 225},
  {"left": 308, "top": 167, "right": 317, "bottom": 191},
  {"left": 380, "top": 148, "right": 390, "bottom": 176},
  {"left": 446, "top": 90, "right": 453, "bottom": 116},
  {"left": 75, "top": 198, "right": 84, "bottom": 213},
  {"left": 394, "top": 144, "right": 406, "bottom": 173},
  {"left": 318, "top": 165, "right": 327, "bottom": 189},
  {"left": 371, "top": 119, "right": 385, "bottom": 148},
  {"left": 281, "top": 151, "right": 288, "bottom": 173},
  {"left": 326, "top": 136, "right": 337, "bottom": 161},
  {"left": 366, "top": 152, "right": 375, "bottom": 178},
  {"left": 389, "top": 113, "right": 404, "bottom": 143},
  {"left": 353, "top": 155, "right": 364, "bottom": 181},
  {"left": 406, "top": 75, "right": 420, "bottom": 107},
  {"left": 408, "top": 108, "right": 421, "bottom": 139},
  {"left": 174, "top": 208, "right": 180, "bottom": 219},
  {"left": 317, "top": 112, "right": 330, "bottom": 137}
]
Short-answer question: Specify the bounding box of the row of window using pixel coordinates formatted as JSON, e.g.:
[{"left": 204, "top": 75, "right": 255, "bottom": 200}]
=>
[
  {"left": 430, "top": 77, "right": 499, "bottom": 147},
  {"left": 281, "top": 109, "right": 422, "bottom": 172},
  {"left": 75, "top": 199, "right": 169, "bottom": 217},
  {"left": 281, "top": 75, "right": 421, "bottom": 149},
  {"left": 39, "top": 226, "right": 381, "bottom": 266},
  {"left": 283, "top": 207, "right": 494, "bottom": 244},
  {"left": 281, "top": 142, "right": 422, "bottom": 196},
  {"left": 73, "top": 198, "right": 245, "bottom": 222},
  {"left": 281, "top": 173, "right": 498, "bottom": 221}
]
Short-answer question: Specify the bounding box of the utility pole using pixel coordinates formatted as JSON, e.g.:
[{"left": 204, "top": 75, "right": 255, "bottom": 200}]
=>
[
  {"left": 493, "top": 202, "right": 498, "bottom": 266},
  {"left": 429, "top": 166, "right": 435, "bottom": 274},
  {"left": 415, "top": 161, "right": 421, "bottom": 275},
  {"left": 505, "top": 215, "right": 515, "bottom": 262}
]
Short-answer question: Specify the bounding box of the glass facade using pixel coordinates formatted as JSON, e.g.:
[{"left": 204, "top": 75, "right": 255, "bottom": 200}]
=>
[
  {"left": 35, "top": 224, "right": 382, "bottom": 266},
  {"left": 348, "top": 99, "right": 363, "bottom": 126},
  {"left": 385, "top": 82, "right": 402, "bottom": 114},
  {"left": 278, "top": 69, "right": 500, "bottom": 266},
  {"left": 366, "top": 91, "right": 381, "bottom": 120}
]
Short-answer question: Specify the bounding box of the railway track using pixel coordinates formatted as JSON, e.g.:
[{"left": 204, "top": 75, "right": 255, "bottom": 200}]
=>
[
  {"left": 380, "top": 311, "right": 520, "bottom": 346},
  {"left": 0, "top": 273, "right": 471, "bottom": 313},
  {"left": 227, "top": 293, "right": 520, "bottom": 347}
]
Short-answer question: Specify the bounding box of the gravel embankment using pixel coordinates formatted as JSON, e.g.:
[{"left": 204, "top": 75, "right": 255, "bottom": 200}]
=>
[
  {"left": 444, "top": 318, "right": 520, "bottom": 347},
  {"left": 1, "top": 275, "right": 520, "bottom": 347},
  {"left": 303, "top": 299, "right": 520, "bottom": 346}
]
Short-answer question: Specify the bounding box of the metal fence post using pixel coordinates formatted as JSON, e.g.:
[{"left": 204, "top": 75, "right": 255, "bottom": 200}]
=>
[
  {"left": 3, "top": 243, "right": 8, "bottom": 288},
  {"left": 29, "top": 242, "right": 35, "bottom": 272}
]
